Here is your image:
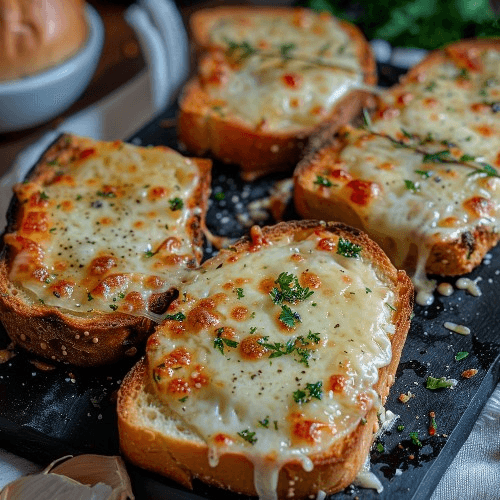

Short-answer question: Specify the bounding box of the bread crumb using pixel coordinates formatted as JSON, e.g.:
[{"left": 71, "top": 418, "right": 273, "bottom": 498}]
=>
[
  {"left": 461, "top": 369, "right": 478, "bottom": 379},
  {"left": 92, "top": 337, "right": 99, "bottom": 344}
]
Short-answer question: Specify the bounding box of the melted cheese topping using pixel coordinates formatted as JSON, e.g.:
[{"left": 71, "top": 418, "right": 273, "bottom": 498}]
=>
[
  {"left": 146, "top": 230, "right": 396, "bottom": 500},
  {"left": 373, "top": 48, "right": 500, "bottom": 165},
  {"left": 6, "top": 136, "right": 203, "bottom": 317},
  {"left": 299, "top": 46, "right": 500, "bottom": 304},
  {"left": 200, "top": 11, "right": 362, "bottom": 132}
]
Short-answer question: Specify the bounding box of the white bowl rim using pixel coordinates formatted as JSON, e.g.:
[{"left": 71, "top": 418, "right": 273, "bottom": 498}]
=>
[{"left": 0, "top": 4, "right": 104, "bottom": 94}]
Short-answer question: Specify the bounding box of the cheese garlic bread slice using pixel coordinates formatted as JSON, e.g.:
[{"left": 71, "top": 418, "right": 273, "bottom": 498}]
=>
[
  {"left": 0, "top": 134, "right": 211, "bottom": 366},
  {"left": 295, "top": 40, "right": 500, "bottom": 304},
  {"left": 118, "top": 220, "right": 413, "bottom": 499},
  {"left": 178, "top": 7, "right": 376, "bottom": 180}
]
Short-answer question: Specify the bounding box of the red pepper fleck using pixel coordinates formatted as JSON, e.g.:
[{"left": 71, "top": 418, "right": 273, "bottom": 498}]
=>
[
  {"left": 79, "top": 148, "right": 96, "bottom": 160},
  {"left": 346, "top": 179, "right": 379, "bottom": 206},
  {"left": 282, "top": 73, "right": 302, "bottom": 89}
]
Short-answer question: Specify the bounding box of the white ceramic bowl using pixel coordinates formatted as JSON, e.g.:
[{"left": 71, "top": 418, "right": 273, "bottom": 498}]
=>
[{"left": 0, "top": 4, "right": 104, "bottom": 133}]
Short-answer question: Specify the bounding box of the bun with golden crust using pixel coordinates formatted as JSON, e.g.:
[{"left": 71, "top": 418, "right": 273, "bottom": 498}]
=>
[
  {"left": 0, "top": 134, "right": 211, "bottom": 366},
  {"left": 178, "top": 7, "right": 376, "bottom": 181},
  {"left": 0, "top": 0, "right": 88, "bottom": 82},
  {"left": 118, "top": 220, "right": 413, "bottom": 499}
]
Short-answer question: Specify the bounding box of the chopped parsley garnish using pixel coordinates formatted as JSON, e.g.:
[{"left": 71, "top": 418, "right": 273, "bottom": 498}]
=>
[
  {"left": 293, "top": 381, "right": 323, "bottom": 404},
  {"left": 169, "top": 197, "right": 184, "bottom": 211},
  {"left": 386, "top": 303, "right": 397, "bottom": 312},
  {"left": 279, "top": 304, "right": 301, "bottom": 328},
  {"left": 97, "top": 191, "right": 116, "bottom": 198},
  {"left": 426, "top": 375, "right": 457, "bottom": 390},
  {"left": 87, "top": 292, "right": 94, "bottom": 301},
  {"left": 422, "top": 150, "right": 450, "bottom": 163},
  {"left": 237, "top": 429, "right": 257, "bottom": 444},
  {"left": 109, "top": 304, "right": 118, "bottom": 311},
  {"left": 270, "top": 272, "right": 314, "bottom": 305},
  {"left": 409, "top": 431, "right": 423, "bottom": 447},
  {"left": 404, "top": 179, "right": 420, "bottom": 192},
  {"left": 337, "top": 237, "right": 362, "bottom": 258},
  {"left": 250, "top": 326, "right": 257, "bottom": 334},
  {"left": 414, "top": 169, "right": 433, "bottom": 178},
  {"left": 258, "top": 332, "right": 319, "bottom": 367},
  {"left": 258, "top": 416, "right": 270, "bottom": 428},
  {"left": 144, "top": 250, "right": 155, "bottom": 258},
  {"left": 365, "top": 287, "right": 372, "bottom": 293},
  {"left": 213, "top": 330, "right": 239, "bottom": 355},
  {"left": 455, "top": 351, "right": 469, "bottom": 361},
  {"left": 425, "top": 81, "right": 436, "bottom": 92},
  {"left": 376, "top": 443, "right": 385, "bottom": 453},
  {"left": 214, "top": 191, "right": 225, "bottom": 201},
  {"left": 314, "top": 175, "right": 333, "bottom": 187},
  {"left": 397, "top": 425, "right": 405, "bottom": 432},
  {"left": 279, "top": 42, "right": 296, "bottom": 58},
  {"left": 39, "top": 191, "right": 49, "bottom": 200},
  {"left": 179, "top": 396, "right": 188, "bottom": 403},
  {"left": 235, "top": 287, "right": 245, "bottom": 299},
  {"left": 165, "top": 312, "right": 186, "bottom": 321},
  {"left": 460, "top": 154, "right": 476, "bottom": 162},
  {"left": 466, "top": 163, "right": 500, "bottom": 178},
  {"left": 362, "top": 108, "right": 372, "bottom": 129}
]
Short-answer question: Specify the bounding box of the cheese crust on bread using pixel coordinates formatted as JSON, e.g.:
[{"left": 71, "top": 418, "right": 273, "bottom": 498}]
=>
[
  {"left": 295, "top": 40, "right": 500, "bottom": 304},
  {"left": 0, "top": 134, "right": 211, "bottom": 366},
  {"left": 178, "top": 7, "right": 376, "bottom": 180},
  {"left": 118, "top": 221, "right": 413, "bottom": 499}
]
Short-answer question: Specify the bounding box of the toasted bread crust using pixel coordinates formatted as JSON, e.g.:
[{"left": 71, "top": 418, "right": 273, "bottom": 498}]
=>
[
  {"left": 178, "top": 7, "right": 376, "bottom": 181},
  {"left": 118, "top": 220, "right": 413, "bottom": 498},
  {"left": 0, "top": 134, "right": 211, "bottom": 367}
]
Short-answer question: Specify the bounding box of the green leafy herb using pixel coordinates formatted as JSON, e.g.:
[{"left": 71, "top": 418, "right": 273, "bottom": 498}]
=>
[
  {"left": 144, "top": 250, "right": 155, "bottom": 258},
  {"left": 293, "top": 381, "right": 323, "bottom": 404},
  {"left": 214, "top": 330, "right": 239, "bottom": 354},
  {"left": 397, "top": 425, "right": 405, "bottom": 432},
  {"left": 179, "top": 396, "right": 188, "bottom": 403},
  {"left": 109, "top": 304, "right": 118, "bottom": 311},
  {"left": 87, "top": 292, "right": 94, "bottom": 301},
  {"left": 313, "top": 175, "right": 333, "bottom": 187},
  {"left": 169, "top": 197, "right": 183, "bottom": 211},
  {"left": 97, "top": 191, "right": 116, "bottom": 198},
  {"left": 415, "top": 170, "right": 433, "bottom": 178},
  {"left": 423, "top": 150, "right": 450, "bottom": 163},
  {"left": 250, "top": 326, "right": 257, "bottom": 334},
  {"left": 376, "top": 443, "right": 385, "bottom": 453},
  {"left": 362, "top": 108, "right": 372, "bottom": 129},
  {"left": 404, "top": 179, "right": 420, "bottom": 192},
  {"left": 337, "top": 237, "right": 362, "bottom": 258},
  {"left": 270, "top": 272, "right": 314, "bottom": 305},
  {"left": 258, "top": 416, "right": 270, "bottom": 428},
  {"left": 235, "top": 287, "right": 245, "bottom": 299},
  {"left": 455, "top": 351, "right": 469, "bottom": 361},
  {"left": 365, "top": 287, "right": 372, "bottom": 293},
  {"left": 280, "top": 42, "right": 296, "bottom": 58},
  {"left": 279, "top": 304, "right": 301, "bottom": 328},
  {"left": 425, "top": 81, "right": 436, "bottom": 92},
  {"left": 386, "top": 303, "right": 397, "bottom": 312},
  {"left": 237, "top": 429, "right": 257, "bottom": 444},
  {"left": 39, "top": 191, "right": 49, "bottom": 200},
  {"left": 426, "top": 375, "right": 457, "bottom": 390},
  {"left": 165, "top": 312, "right": 186, "bottom": 321},
  {"left": 460, "top": 154, "right": 476, "bottom": 162},
  {"left": 409, "top": 431, "right": 423, "bottom": 447},
  {"left": 467, "top": 163, "right": 500, "bottom": 178},
  {"left": 214, "top": 191, "right": 225, "bottom": 201}
]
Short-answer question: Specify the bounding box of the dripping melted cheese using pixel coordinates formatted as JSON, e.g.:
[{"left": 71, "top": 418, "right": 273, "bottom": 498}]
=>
[
  {"left": 146, "top": 230, "right": 396, "bottom": 500},
  {"left": 200, "top": 11, "right": 362, "bottom": 132},
  {"left": 6, "top": 136, "right": 204, "bottom": 317}
]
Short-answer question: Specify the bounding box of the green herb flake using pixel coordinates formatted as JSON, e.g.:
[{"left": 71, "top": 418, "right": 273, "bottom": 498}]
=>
[
  {"left": 376, "top": 442, "right": 385, "bottom": 453},
  {"left": 165, "top": 312, "right": 186, "bottom": 321},
  {"left": 237, "top": 429, "right": 257, "bottom": 444},
  {"left": 213, "top": 335, "right": 239, "bottom": 355},
  {"left": 279, "top": 304, "right": 301, "bottom": 328},
  {"left": 426, "top": 375, "right": 457, "bottom": 390},
  {"left": 313, "top": 175, "right": 333, "bottom": 187},
  {"left": 214, "top": 191, "right": 225, "bottom": 201},
  {"left": 397, "top": 425, "right": 405, "bottom": 432},
  {"left": 87, "top": 292, "right": 94, "bottom": 302},
  {"left": 235, "top": 287, "right": 245, "bottom": 299},
  {"left": 109, "top": 304, "right": 118, "bottom": 311},
  {"left": 404, "top": 179, "right": 420, "bottom": 192},
  {"left": 169, "top": 197, "right": 184, "bottom": 211},
  {"left": 250, "top": 327, "right": 257, "bottom": 334},
  {"left": 365, "top": 287, "right": 372, "bottom": 293},
  {"left": 280, "top": 42, "right": 296, "bottom": 58},
  {"left": 179, "top": 396, "right": 188, "bottom": 403},
  {"left": 415, "top": 169, "right": 433, "bottom": 178},
  {"left": 409, "top": 431, "right": 423, "bottom": 447},
  {"left": 337, "top": 237, "right": 362, "bottom": 258},
  {"left": 39, "top": 191, "right": 49, "bottom": 200},
  {"left": 455, "top": 351, "right": 469, "bottom": 361},
  {"left": 97, "top": 191, "right": 116, "bottom": 198},
  {"left": 423, "top": 150, "right": 450, "bottom": 163},
  {"left": 386, "top": 303, "right": 397, "bottom": 312},
  {"left": 144, "top": 250, "right": 155, "bottom": 258},
  {"left": 258, "top": 416, "right": 270, "bottom": 428}
]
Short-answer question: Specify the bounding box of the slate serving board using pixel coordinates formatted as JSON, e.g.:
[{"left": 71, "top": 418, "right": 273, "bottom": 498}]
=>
[{"left": 0, "top": 64, "right": 499, "bottom": 499}]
